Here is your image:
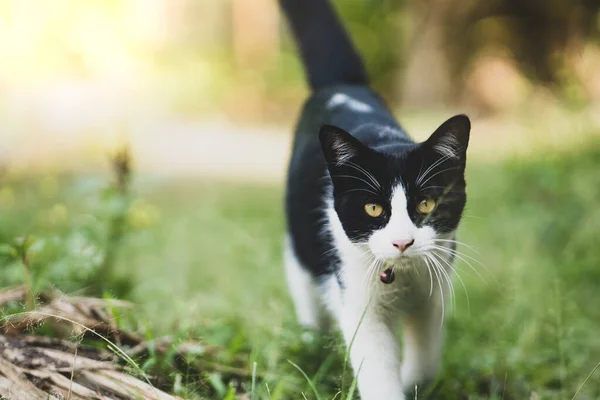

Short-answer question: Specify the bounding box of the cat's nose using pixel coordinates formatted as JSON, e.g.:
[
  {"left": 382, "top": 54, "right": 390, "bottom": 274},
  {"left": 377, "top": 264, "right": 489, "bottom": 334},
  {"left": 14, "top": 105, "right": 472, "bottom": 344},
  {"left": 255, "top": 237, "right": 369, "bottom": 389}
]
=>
[{"left": 392, "top": 239, "right": 414, "bottom": 252}]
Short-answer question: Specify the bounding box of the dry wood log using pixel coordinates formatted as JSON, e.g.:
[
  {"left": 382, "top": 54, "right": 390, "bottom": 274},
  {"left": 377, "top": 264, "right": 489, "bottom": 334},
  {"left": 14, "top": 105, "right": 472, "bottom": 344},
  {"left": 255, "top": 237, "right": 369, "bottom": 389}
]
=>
[
  {"left": 0, "top": 334, "right": 182, "bottom": 399},
  {"left": 0, "top": 287, "right": 190, "bottom": 399},
  {"left": 0, "top": 287, "right": 141, "bottom": 346}
]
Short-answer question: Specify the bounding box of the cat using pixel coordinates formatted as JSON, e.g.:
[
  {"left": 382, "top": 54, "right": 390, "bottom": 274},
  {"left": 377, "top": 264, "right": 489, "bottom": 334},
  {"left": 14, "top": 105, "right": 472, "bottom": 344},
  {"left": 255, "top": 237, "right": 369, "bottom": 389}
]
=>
[{"left": 280, "top": 0, "right": 470, "bottom": 398}]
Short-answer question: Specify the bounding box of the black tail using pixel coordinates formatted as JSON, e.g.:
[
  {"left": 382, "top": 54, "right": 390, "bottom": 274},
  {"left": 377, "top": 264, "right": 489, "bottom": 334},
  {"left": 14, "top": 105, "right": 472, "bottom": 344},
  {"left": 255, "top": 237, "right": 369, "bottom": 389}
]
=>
[{"left": 279, "top": 0, "right": 369, "bottom": 90}]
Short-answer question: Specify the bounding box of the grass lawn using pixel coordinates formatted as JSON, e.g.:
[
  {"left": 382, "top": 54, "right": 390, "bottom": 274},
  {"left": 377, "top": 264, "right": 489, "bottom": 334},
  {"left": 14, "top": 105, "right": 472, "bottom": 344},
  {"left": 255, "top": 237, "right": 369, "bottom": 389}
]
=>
[{"left": 1, "top": 136, "right": 599, "bottom": 399}]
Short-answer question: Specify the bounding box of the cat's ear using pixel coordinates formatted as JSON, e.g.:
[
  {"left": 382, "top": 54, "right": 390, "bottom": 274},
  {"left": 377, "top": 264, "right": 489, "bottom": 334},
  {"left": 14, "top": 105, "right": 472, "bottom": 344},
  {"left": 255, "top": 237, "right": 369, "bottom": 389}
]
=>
[
  {"left": 319, "top": 124, "right": 368, "bottom": 166},
  {"left": 425, "top": 114, "right": 470, "bottom": 163}
]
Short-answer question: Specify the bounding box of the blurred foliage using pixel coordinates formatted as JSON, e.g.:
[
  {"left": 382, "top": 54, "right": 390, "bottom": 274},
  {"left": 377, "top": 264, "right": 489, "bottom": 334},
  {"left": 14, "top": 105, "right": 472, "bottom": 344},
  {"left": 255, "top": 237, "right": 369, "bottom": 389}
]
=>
[
  {"left": 443, "top": 0, "right": 600, "bottom": 85},
  {"left": 0, "top": 152, "right": 154, "bottom": 298},
  {"left": 2, "top": 0, "right": 600, "bottom": 125},
  {"left": 207, "top": 0, "right": 600, "bottom": 117},
  {"left": 332, "top": 0, "right": 405, "bottom": 99},
  {"left": 329, "top": 0, "right": 600, "bottom": 100}
]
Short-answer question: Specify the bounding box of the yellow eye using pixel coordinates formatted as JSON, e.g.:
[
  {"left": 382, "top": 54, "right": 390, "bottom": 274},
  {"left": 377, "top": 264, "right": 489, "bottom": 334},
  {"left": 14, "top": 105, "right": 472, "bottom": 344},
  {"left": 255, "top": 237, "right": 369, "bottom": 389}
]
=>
[
  {"left": 417, "top": 198, "right": 436, "bottom": 214},
  {"left": 364, "top": 203, "right": 384, "bottom": 217}
]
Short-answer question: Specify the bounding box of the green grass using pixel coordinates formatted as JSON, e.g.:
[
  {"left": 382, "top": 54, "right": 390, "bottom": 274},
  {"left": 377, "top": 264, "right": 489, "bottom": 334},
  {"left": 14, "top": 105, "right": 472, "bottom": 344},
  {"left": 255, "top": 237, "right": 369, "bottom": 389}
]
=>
[{"left": 1, "top": 139, "right": 600, "bottom": 399}]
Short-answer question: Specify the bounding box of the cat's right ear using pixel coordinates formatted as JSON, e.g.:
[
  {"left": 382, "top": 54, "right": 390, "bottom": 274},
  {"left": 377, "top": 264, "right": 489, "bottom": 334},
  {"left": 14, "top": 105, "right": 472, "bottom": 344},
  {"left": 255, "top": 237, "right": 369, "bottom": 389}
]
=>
[{"left": 319, "top": 125, "right": 367, "bottom": 166}]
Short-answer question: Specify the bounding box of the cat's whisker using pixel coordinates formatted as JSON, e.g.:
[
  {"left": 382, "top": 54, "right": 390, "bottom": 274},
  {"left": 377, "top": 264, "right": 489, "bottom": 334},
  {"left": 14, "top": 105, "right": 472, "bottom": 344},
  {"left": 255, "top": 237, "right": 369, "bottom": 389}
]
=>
[
  {"left": 459, "top": 212, "right": 483, "bottom": 220},
  {"left": 429, "top": 244, "right": 489, "bottom": 285},
  {"left": 416, "top": 158, "right": 425, "bottom": 187},
  {"left": 430, "top": 251, "right": 471, "bottom": 316},
  {"left": 419, "top": 166, "right": 463, "bottom": 187},
  {"left": 428, "top": 252, "right": 456, "bottom": 313},
  {"left": 321, "top": 247, "right": 339, "bottom": 257},
  {"left": 361, "top": 254, "right": 377, "bottom": 282},
  {"left": 364, "top": 258, "right": 384, "bottom": 297},
  {"left": 420, "top": 185, "right": 451, "bottom": 191},
  {"left": 343, "top": 160, "right": 381, "bottom": 190},
  {"left": 336, "top": 249, "right": 374, "bottom": 279},
  {"left": 416, "top": 151, "right": 457, "bottom": 186},
  {"left": 360, "top": 253, "right": 383, "bottom": 289},
  {"left": 425, "top": 255, "right": 446, "bottom": 328},
  {"left": 371, "top": 260, "right": 385, "bottom": 289},
  {"left": 432, "top": 261, "right": 446, "bottom": 330},
  {"left": 430, "top": 242, "right": 491, "bottom": 276},
  {"left": 337, "top": 188, "right": 379, "bottom": 197},
  {"left": 335, "top": 263, "right": 348, "bottom": 279},
  {"left": 435, "top": 260, "right": 456, "bottom": 311},
  {"left": 429, "top": 244, "right": 481, "bottom": 272},
  {"left": 431, "top": 238, "right": 481, "bottom": 255},
  {"left": 427, "top": 254, "right": 452, "bottom": 311},
  {"left": 422, "top": 256, "right": 434, "bottom": 298},
  {"left": 431, "top": 239, "right": 497, "bottom": 282},
  {"left": 412, "top": 263, "right": 420, "bottom": 277},
  {"left": 329, "top": 174, "right": 379, "bottom": 192},
  {"left": 416, "top": 145, "right": 465, "bottom": 186}
]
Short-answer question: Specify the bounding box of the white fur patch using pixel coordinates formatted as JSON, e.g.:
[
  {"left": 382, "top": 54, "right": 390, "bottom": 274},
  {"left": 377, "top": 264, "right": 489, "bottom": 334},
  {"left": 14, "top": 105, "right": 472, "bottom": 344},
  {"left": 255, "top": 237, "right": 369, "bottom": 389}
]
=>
[
  {"left": 284, "top": 236, "right": 320, "bottom": 330},
  {"left": 433, "top": 135, "right": 460, "bottom": 159},
  {"left": 327, "top": 93, "right": 374, "bottom": 113}
]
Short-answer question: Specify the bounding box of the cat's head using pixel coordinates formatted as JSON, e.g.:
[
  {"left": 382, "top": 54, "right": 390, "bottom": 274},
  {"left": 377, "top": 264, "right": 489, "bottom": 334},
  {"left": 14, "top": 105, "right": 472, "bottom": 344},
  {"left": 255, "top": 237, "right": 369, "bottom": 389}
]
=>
[{"left": 320, "top": 115, "right": 470, "bottom": 266}]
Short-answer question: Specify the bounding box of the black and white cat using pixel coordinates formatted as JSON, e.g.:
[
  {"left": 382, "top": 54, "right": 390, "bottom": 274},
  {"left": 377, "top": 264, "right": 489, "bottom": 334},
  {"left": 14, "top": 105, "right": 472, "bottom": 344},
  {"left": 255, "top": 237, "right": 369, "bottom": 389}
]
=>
[{"left": 280, "top": 0, "right": 470, "bottom": 398}]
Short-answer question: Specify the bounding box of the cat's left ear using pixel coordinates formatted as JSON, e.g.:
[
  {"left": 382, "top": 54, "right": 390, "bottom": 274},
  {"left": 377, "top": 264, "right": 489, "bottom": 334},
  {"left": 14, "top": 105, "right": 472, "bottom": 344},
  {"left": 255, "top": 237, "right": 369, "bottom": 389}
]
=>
[
  {"left": 425, "top": 114, "right": 470, "bottom": 164},
  {"left": 319, "top": 124, "right": 369, "bottom": 166}
]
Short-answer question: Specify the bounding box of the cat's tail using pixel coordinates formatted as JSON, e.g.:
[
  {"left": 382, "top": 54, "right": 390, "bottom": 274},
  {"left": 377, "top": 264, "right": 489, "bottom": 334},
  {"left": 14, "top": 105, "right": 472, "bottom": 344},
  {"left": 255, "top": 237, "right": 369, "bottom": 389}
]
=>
[{"left": 279, "top": 0, "right": 369, "bottom": 91}]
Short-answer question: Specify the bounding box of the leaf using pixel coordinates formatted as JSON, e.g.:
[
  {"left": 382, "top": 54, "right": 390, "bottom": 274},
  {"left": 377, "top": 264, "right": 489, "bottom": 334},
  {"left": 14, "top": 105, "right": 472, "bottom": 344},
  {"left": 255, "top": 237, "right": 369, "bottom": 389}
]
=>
[{"left": 345, "top": 360, "right": 362, "bottom": 400}]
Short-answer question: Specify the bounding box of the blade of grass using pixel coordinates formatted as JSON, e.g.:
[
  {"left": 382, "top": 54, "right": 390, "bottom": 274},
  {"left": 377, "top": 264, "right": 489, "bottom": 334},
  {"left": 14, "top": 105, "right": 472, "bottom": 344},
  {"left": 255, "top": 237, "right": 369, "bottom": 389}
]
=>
[
  {"left": 311, "top": 351, "right": 337, "bottom": 388},
  {"left": 572, "top": 360, "right": 600, "bottom": 400},
  {"left": 288, "top": 359, "right": 322, "bottom": 400},
  {"left": 251, "top": 361, "right": 257, "bottom": 400},
  {"left": 345, "top": 360, "right": 363, "bottom": 400},
  {"left": 342, "top": 297, "right": 372, "bottom": 394}
]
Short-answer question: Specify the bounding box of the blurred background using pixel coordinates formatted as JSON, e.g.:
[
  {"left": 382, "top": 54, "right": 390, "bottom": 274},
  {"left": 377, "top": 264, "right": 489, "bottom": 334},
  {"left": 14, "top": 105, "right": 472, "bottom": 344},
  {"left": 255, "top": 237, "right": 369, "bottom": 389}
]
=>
[
  {"left": 1, "top": 0, "right": 599, "bottom": 178},
  {"left": 1, "top": 0, "right": 600, "bottom": 399}
]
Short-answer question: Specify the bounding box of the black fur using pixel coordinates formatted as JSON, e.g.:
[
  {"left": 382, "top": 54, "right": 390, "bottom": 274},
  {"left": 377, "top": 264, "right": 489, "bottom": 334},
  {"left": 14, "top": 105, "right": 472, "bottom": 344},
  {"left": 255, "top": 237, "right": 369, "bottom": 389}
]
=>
[
  {"left": 279, "top": 0, "right": 368, "bottom": 90},
  {"left": 281, "top": 0, "right": 470, "bottom": 280}
]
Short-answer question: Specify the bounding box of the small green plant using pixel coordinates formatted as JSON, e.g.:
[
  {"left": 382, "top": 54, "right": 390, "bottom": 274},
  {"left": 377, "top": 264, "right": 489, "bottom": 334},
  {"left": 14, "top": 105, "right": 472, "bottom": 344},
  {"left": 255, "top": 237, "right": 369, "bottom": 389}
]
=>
[
  {"left": 94, "top": 146, "right": 133, "bottom": 294},
  {"left": 0, "top": 236, "right": 43, "bottom": 311}
]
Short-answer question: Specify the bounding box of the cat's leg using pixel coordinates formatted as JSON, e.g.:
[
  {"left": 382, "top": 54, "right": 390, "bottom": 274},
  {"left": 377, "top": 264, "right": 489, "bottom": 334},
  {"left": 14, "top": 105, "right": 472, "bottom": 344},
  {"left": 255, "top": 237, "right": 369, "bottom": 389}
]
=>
[
  {"left": 400, "top": 295, "right": 445, "bottom": 392},
  {"left": 338, "top": 295, "right": 405, "bottom": 400},
  {"left": 284, "top": 236, "right": 320, "bottom": 330}
]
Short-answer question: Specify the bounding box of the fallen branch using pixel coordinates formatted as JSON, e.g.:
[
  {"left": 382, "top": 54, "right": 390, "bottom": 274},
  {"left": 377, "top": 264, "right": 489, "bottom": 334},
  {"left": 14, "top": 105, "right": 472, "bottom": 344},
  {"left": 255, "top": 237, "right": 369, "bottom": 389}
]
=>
[{"left": 0, "top": 286, "right": 207, "bottom": 399}]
